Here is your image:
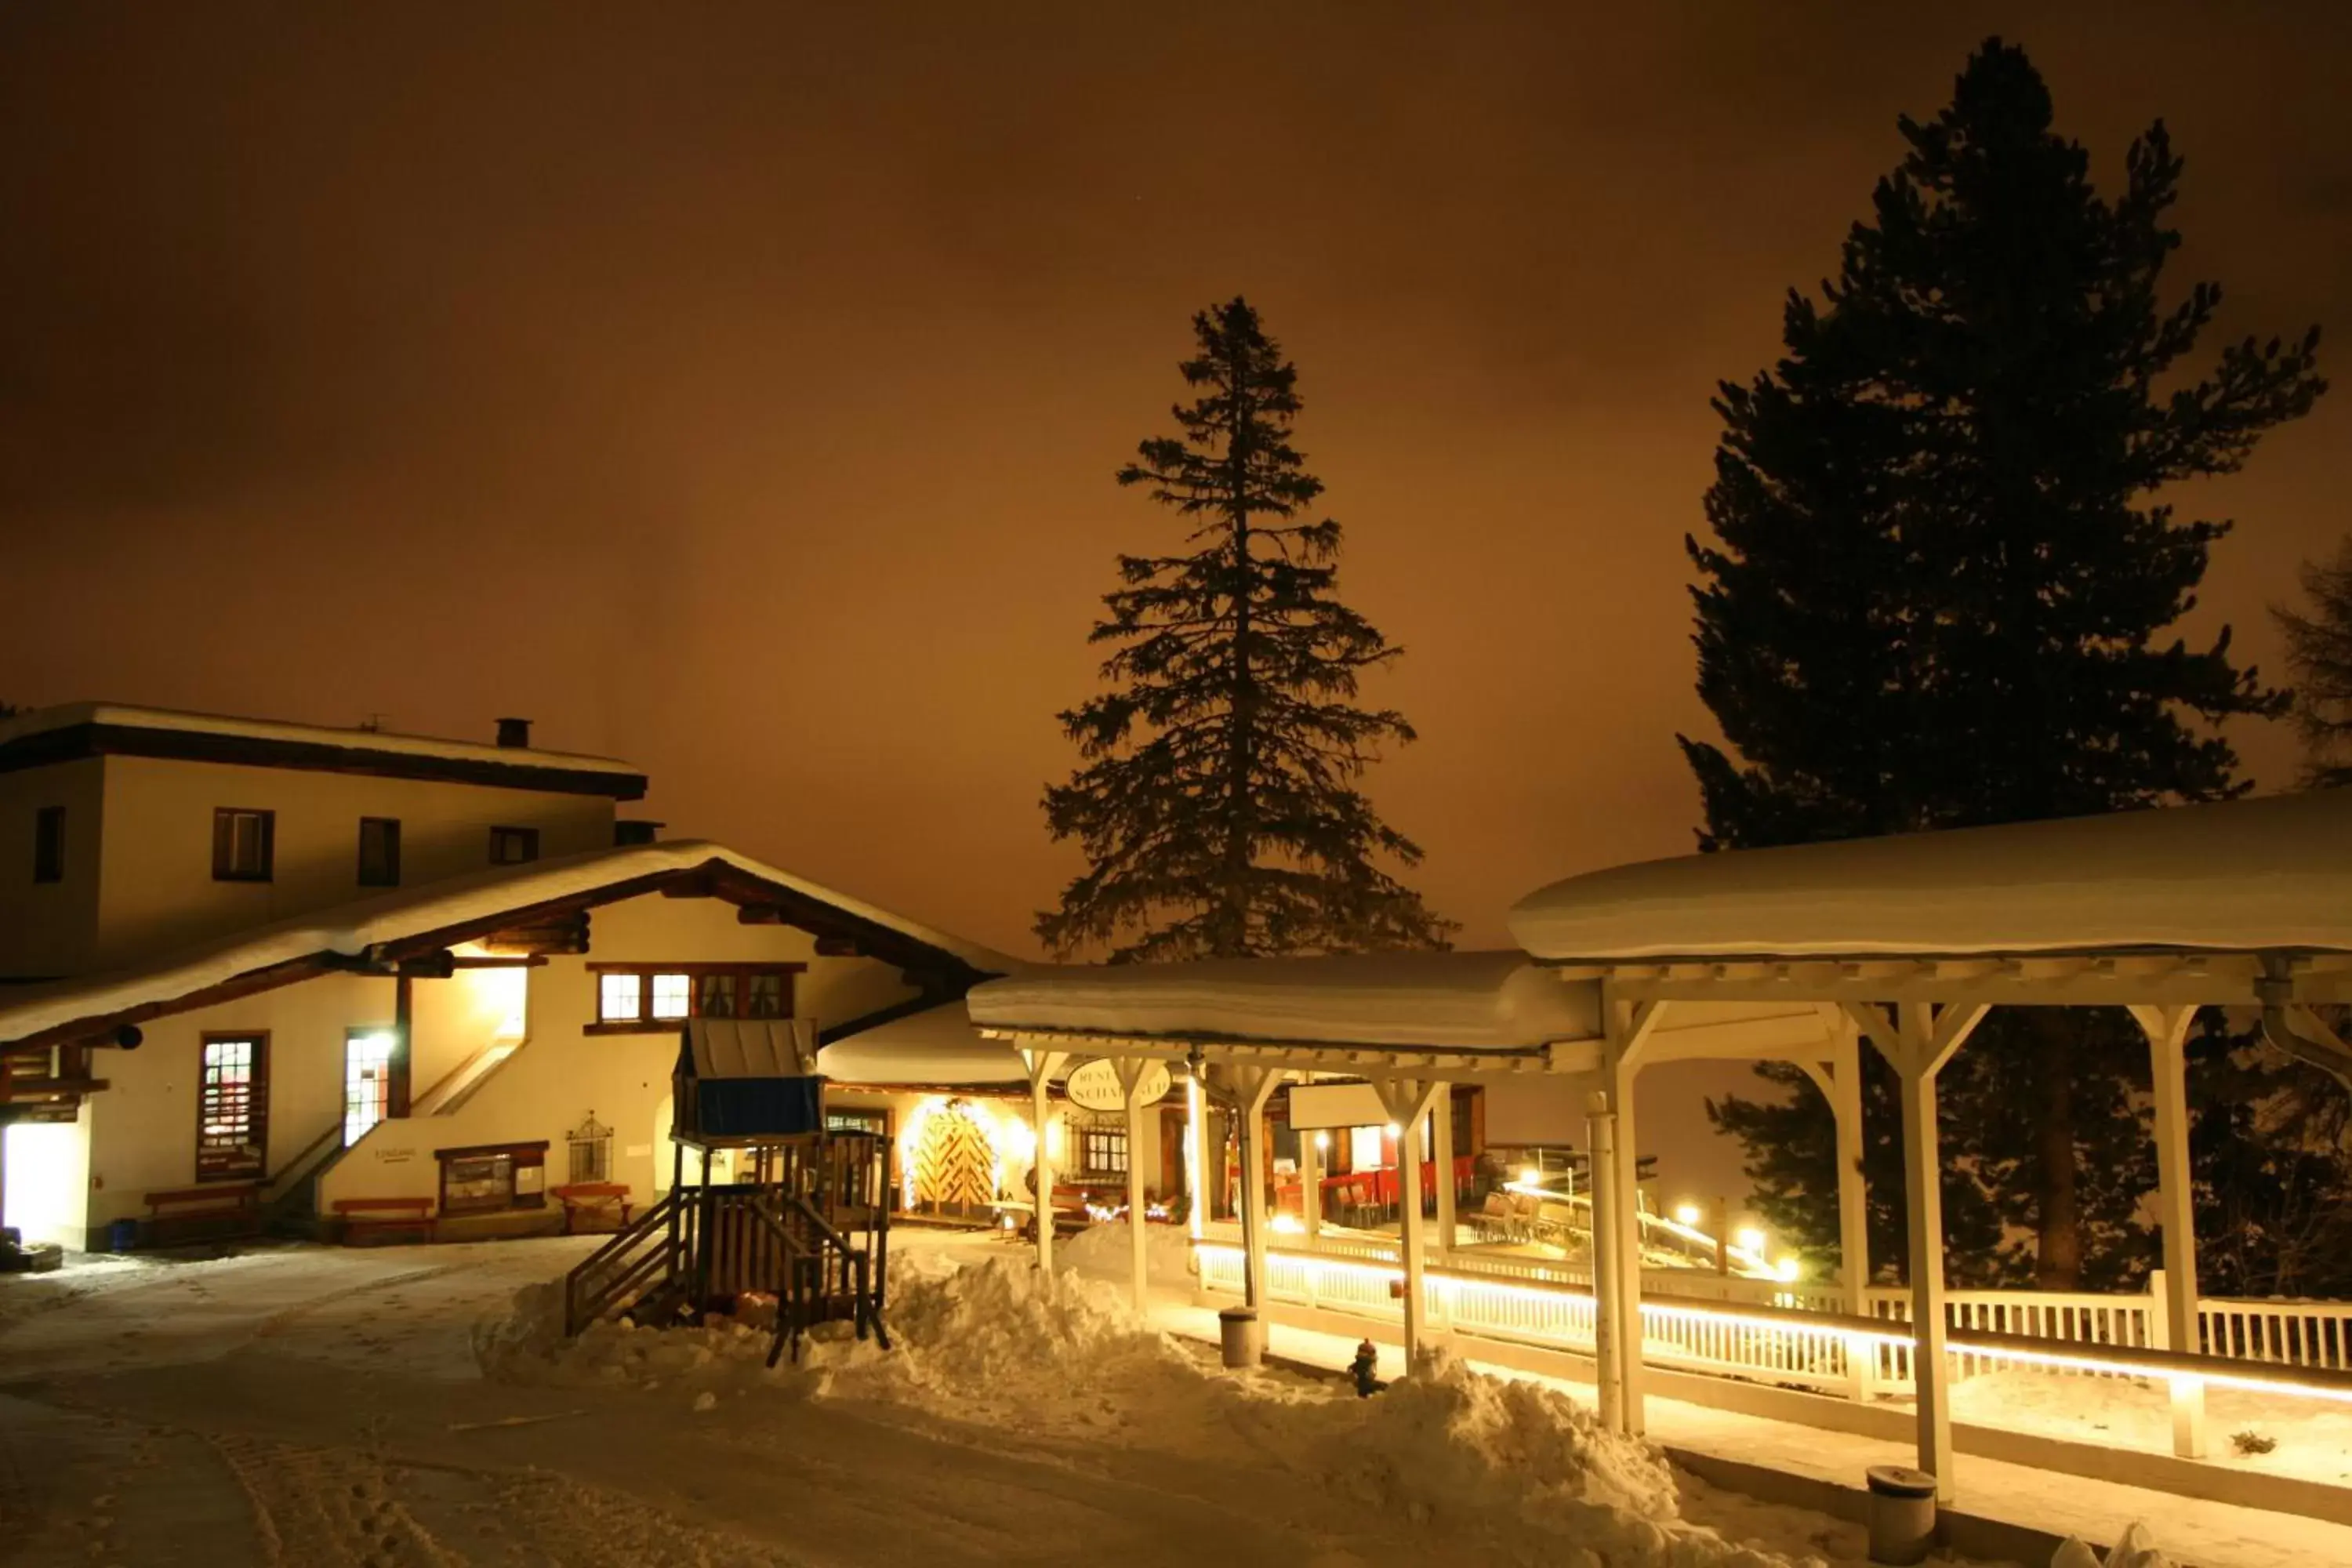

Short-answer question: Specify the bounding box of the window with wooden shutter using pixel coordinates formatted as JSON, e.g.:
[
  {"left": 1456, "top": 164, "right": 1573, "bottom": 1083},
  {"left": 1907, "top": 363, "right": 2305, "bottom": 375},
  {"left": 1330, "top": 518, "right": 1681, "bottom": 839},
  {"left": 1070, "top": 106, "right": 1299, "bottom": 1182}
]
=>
[{"left": 198, "top": 1033, "right": 269, "bottom": 1180}]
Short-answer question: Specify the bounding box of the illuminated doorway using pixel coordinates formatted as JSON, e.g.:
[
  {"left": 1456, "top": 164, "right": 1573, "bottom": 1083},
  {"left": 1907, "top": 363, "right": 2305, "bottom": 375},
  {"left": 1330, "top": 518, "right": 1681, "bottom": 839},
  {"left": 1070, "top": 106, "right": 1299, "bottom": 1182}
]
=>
[{"left": 345, "top": 1029, "right": 396, "bottom": 1145}]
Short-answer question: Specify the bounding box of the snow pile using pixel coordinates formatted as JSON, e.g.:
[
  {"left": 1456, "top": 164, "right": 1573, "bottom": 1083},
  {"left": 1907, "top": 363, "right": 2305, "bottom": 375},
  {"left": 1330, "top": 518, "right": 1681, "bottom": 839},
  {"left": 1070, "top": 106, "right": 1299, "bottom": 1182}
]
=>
[
  {"left": 1334, "top": 1345, "right": 1679, "bottom": 1523},
  {"left": 1054, "top": 1220, "right": 1196, "bottom": 1287},
  {"left": 485, "top": 1253, "right": 1817, "bottom": 1566},
  {"left": 2051, "top": 1522, "right": 2172, "bottom": 1568},
  {"left": 808, "top": 1251, "right": 1196, "bottom": 1421}
]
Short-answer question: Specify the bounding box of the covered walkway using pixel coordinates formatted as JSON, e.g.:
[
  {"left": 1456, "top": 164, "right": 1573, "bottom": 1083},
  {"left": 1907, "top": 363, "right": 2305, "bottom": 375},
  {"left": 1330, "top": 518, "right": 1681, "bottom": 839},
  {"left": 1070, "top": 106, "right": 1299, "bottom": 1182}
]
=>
[{"left": 969, "top": 788, "right": 2352, "bottom": 1515}]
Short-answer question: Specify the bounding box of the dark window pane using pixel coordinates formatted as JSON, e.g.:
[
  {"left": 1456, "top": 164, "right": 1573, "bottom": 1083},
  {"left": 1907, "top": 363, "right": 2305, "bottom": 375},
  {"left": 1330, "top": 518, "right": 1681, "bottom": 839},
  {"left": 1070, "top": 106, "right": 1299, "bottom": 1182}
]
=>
[
  {"left": 358, "top": 817, "right": 401, "bottom": 887},
  {"left": 212, "top": 808, "right": 275, "bottom": 881},
  {"left": 32, "top": 805, "right": 64, "bottom": 883},
  {"left": 744, "top": 972, "right": 786, "bottom": 1018},
  {"left": 489, "top": 826, "right": 540, "bottom": 865},
  {"left": 697, "top": 972, "right": 737, "bottom": 1017}
]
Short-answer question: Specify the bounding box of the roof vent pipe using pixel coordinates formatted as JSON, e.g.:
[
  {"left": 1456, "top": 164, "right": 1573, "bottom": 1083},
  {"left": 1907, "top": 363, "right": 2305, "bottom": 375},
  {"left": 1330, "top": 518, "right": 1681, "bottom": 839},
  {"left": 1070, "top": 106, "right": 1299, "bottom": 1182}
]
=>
[{"left": 495, "top": 717, "right": 532, "bottom": 749}]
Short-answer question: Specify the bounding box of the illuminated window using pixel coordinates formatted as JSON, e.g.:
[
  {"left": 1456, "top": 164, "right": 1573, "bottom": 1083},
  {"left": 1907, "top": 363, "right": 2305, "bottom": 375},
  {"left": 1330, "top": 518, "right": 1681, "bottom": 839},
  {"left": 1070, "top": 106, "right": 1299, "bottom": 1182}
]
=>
[
  {"left": 344, "top": 1030, "right": 395, "bottom": 1145},
  {"left": 1077, "top": 1124, "right": 1128, "bottom": 1177},
  {"left": 1348, "top": 1124, "right": 1386, "bottom": 1171},
  {"left": 598, "top": 972, "right": 641, "bottom": 1022},
  {"left": 649, "top": 973, "right": 691, "bottom": 1020},
  {"left": 588, "top": 964, "right": 801, "bottom": 1032},
  {"left": 212, "top": 808, "right": 275, "bottom": 882},
  {"left": 198, "top": 1035, "right": 269, "bottom": 1180}
]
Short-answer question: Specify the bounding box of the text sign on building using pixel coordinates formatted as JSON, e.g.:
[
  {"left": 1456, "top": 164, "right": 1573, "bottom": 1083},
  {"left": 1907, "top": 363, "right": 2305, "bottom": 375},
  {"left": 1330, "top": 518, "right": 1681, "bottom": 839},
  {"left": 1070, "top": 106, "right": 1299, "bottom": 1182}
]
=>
[
  {"left": 1287, "top": 1080, "right": 1389, "bottom": 1131},
  {"left": 1064, "top": 1057, "right": 1171, "bottom": 1112}
]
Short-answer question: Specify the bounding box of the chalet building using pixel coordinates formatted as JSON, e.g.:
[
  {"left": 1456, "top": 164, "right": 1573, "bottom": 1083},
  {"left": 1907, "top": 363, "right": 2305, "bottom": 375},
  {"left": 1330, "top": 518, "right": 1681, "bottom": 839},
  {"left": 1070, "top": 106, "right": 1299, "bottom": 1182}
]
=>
[
  {"left": 0, "top": 702, "right": 1117, "bottom": 1250},
  {"left": 0, "top": 702, "right": 1490, "bottom": 1254}
]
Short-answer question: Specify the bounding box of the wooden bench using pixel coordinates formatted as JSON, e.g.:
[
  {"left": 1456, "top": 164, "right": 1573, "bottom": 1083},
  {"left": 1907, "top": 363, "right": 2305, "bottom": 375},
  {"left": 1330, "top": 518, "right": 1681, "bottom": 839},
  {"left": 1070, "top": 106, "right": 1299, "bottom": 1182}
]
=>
[
  {"left": 550, "top": 1182, "right": 634, "bottom": 1235},
  {"left": 143, "top": 1183, "right": 263, "bottom": 1246},
  {"left": 333, "top": 1196, "right": 436, "bottom": 1246}
]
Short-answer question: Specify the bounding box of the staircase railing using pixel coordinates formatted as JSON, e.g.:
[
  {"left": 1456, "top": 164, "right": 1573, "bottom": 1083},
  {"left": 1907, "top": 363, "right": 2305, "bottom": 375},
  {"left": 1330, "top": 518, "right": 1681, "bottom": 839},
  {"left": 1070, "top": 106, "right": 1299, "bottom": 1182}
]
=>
[{"left": 564, "top": 1191, "right": 684, "bottom": 1335}]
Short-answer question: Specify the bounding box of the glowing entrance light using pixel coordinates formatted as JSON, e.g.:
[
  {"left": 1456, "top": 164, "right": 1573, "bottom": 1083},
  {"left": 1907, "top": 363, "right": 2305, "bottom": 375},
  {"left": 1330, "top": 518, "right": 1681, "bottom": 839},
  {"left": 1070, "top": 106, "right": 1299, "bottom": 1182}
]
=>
[{"left": 1674, "top": 1203, "right": 1701, "bottom": 1227}]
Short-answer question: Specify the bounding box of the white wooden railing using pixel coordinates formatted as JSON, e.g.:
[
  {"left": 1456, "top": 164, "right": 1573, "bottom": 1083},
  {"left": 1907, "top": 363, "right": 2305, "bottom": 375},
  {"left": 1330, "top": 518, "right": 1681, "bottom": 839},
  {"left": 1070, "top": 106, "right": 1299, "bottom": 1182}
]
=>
[{"left": 1196, "top": 1232, "right": 2352, "bottom": 1401}]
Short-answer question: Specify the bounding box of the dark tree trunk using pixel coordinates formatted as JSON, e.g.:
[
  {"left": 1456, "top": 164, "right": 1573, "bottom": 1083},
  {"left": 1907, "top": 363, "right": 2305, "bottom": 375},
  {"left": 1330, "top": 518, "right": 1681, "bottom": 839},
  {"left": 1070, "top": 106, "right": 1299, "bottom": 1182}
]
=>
[{"left": 2032, "top": 1013, "right": 2082, "bottom": 1289}]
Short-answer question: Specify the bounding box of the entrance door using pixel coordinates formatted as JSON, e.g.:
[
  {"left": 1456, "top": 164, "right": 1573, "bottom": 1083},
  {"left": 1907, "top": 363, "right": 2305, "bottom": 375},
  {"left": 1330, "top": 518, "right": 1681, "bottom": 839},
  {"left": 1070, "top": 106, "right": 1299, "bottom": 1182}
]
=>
[{"left": 345, "top": 1029, "right": 396, "bottom": 1145}]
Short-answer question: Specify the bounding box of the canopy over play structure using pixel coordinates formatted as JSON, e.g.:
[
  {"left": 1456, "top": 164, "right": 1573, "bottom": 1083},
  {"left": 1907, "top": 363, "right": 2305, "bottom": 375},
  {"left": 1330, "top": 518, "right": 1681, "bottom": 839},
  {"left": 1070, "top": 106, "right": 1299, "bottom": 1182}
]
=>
[{"left": 968, "top": 788, "right": 2352, "bottom": 1502}]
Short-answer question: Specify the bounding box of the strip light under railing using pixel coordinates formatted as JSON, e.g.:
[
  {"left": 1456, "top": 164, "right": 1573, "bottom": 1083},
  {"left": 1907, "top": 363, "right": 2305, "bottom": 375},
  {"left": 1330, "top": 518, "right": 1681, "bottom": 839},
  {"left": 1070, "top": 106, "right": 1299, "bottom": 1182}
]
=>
[{"left": 1191, "top": 1240, "right": 2352, "bottom": 1406}]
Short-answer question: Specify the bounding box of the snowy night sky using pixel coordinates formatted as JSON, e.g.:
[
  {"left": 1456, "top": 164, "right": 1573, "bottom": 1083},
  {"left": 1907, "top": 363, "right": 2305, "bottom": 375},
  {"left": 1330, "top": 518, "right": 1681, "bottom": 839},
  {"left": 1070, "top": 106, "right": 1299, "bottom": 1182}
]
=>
[{"left": 1, "top": 5, "right": 2346, "bottom": 1205}]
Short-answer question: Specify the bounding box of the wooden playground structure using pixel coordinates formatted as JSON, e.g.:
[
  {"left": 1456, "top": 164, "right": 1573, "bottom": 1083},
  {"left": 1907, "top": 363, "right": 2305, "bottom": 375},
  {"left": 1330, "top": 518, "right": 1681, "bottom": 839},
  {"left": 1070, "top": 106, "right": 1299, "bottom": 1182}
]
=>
[{"left": 561, "top": 1019, "right": 891, "bottom": 1366}]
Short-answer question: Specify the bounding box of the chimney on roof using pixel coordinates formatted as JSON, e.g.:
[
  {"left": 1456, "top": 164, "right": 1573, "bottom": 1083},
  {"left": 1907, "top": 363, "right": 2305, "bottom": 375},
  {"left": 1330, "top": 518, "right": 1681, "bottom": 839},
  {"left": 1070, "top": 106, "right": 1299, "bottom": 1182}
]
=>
[{"left": 495, "top": 717, "right": 532, "bottom": 749}]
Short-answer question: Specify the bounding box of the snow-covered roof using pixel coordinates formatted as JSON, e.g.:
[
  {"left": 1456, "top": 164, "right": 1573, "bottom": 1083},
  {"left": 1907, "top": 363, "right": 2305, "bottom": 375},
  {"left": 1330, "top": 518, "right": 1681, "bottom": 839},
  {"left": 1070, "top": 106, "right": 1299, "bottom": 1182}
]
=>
[
  {"left": 966, "top": 951, "right": 1599, "bottom": 1050},
  {"left": 0, "top": 840, "right": 1018, "bottom": 1047},
  {"left": 0, "top": 701, "right": 643, "bottom": 777},
  {"left": 818, "top": 1001, "right": 1029, "bottom": 1086},
  {"left": 1509, "top": 789, "right": 2352, "bottom": 962}
]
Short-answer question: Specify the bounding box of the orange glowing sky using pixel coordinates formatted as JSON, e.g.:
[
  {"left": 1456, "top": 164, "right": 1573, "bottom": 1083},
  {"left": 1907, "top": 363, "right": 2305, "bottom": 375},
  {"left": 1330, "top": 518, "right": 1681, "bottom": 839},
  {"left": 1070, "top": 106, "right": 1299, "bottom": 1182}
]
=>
[{"left": 2, "top": 5, "right": 2345, "bottom": 1205}]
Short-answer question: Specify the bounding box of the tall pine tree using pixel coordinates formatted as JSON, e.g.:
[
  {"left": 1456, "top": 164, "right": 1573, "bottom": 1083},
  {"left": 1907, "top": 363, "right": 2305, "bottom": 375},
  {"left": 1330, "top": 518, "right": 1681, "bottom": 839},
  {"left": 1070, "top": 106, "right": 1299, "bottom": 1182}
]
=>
[
  {"left": 1037, "top": 298, "right": 1454, "bottom": 962},
  {"left": 2274, "top": 535, "right": 2352, "bottom": 787},
  {"left": 1690, "top": 40, "right": 2324, "bottom": 1287}
]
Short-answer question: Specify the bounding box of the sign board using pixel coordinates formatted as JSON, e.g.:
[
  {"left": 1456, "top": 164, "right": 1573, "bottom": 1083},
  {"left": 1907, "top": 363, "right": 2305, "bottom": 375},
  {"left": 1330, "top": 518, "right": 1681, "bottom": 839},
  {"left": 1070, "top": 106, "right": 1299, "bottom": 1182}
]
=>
[
  {"left": 1064, "top": 1057, "right": 1171, "bottom": 1113},
  {"left": 1287, "top": 1080, "right": 1389, "bottom": 1131}
]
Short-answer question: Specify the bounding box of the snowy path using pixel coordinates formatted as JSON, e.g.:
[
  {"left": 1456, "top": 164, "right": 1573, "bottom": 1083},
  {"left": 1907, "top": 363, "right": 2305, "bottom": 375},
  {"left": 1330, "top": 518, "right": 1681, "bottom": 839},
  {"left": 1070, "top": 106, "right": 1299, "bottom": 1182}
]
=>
[
  {"left": 0, "top": 1235, "right": 1708, "bottom": 1567},
  {"left": 13, "top": 1229, "right": 2323, "bottom": 1566}
]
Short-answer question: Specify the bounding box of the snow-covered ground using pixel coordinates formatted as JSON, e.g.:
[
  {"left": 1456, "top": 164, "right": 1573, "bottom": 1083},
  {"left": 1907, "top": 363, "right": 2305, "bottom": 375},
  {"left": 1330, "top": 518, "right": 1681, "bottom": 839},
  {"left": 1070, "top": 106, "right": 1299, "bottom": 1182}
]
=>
[
  {"left": 0, "top": 1226, "right": 2254, "bottom": 1566},
  {"left": 1949, "top": 1368, "right": 2352, "bottom": 1487}
]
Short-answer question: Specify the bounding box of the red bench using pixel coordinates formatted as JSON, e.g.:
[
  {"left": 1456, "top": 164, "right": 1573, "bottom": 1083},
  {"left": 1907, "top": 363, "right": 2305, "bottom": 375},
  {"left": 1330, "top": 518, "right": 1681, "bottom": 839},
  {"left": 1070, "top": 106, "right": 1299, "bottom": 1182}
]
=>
[
  {"left": 143, "top": 1183, "right": 262, "bottom": 1246},
  {"left": 333, "top": 1196, "right": 436, "bottom": 1245},
  {"left": 550, "top": 1182, "right": 634, "bottom": 1235}
]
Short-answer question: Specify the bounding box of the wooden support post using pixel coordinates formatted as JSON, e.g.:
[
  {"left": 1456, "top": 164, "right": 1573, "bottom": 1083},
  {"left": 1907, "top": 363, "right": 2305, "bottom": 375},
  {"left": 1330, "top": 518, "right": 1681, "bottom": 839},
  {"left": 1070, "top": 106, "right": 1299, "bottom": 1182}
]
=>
[
  {"left": 389, "top": 973, "right": 414, "bottom": 1119},
  {"left": 1020, "top": 1047, "right": 1068, "bottom": 1276},
  {"left": 1432, "top": 1085, "right": 1457, "bottom": 1260},
  {"left": 1849, "top": 999, "right": 1987, "bottom": 1504},
  {"left": 2132, "top": 1003, "right": 2208, "bottom": 1460},
  {"left": 1587, "top": 1088, "right": 1624, "bottom": 1433},
  {"left": 1374, "top": 1077, "right": 1446, "bottom": 1367}
]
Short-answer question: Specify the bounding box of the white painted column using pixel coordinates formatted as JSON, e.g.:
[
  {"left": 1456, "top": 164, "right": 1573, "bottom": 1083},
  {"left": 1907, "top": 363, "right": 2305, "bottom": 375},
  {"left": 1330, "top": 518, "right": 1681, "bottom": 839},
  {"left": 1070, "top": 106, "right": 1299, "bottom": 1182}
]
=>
[
  {"left": 1610, "top": 1053, "right": 1647, "bottom": 1432},
  {"left": 1301, "top": 1127, "right": 1323, "bottom": 1240},
  {"left": 1114, "top": 1056, "right": 1160, "bottom": 1316},
  {"left": 1587, "top": 1088, "right": 1624, "bottom": 1432},
  {"left": 1894, "top": 1041, "right": 1952, "bottom": 1493},
  {"left": 1830, "top": 1022, "right": 1875, "bottom": 1402},
  {"left": 2133, "top": 1004, "right": 2208, "bottom": 1459},
  {"left": 1021, "top": 1047, "right": 1067, "bottom": 1276},
  {"left": 1231, "top": 1067, "right": 1281, "bottom": 1313},
  {"left": 1431, "top": 1086, "right": 1457, "bottom": 1260},
  {"left": 1376, "top": 1078, "right": 1445, "bottom": 1368},
  {"left": 1185, "top": 1053, "right": 1207, "bottom": 1241}
]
